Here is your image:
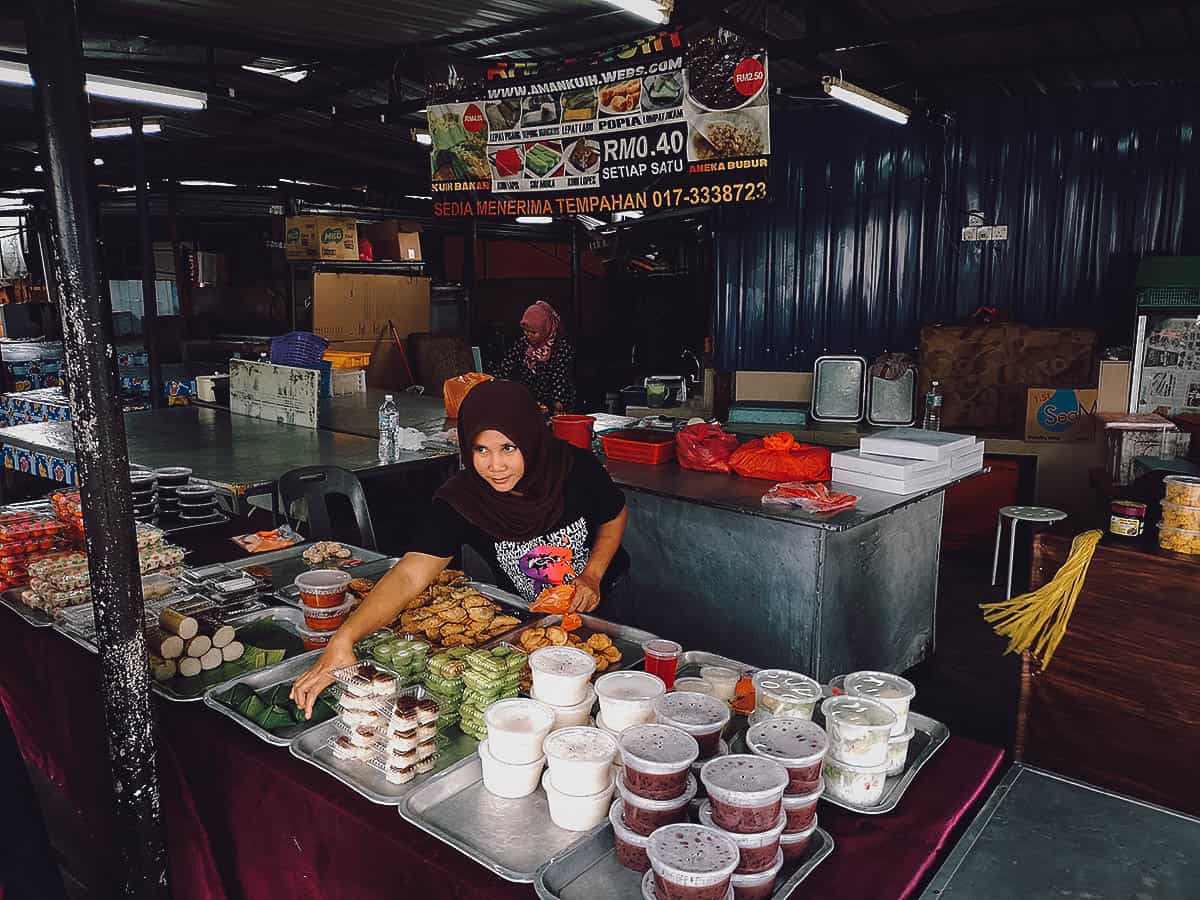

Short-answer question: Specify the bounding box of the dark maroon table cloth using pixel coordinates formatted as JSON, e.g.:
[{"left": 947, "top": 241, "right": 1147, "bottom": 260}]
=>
[{"left": 0, "top": 614, "right": 1003, "bottom": 899}]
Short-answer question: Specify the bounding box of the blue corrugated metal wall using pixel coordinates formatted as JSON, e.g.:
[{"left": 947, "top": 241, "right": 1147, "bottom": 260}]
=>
[{"left": 713, "top": 87, "right": 1200, "bottom": 371}]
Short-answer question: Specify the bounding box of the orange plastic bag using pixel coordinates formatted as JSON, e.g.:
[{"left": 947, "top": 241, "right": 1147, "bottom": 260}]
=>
[
  {"left": 532, "top": 584, "right": 583, "bottom": 631},
  {"left": 728, "top": 432, "right": 832, "bottom": 482},
  {"left": 443, "top": 372, "right": 493, "bottom": 417}
]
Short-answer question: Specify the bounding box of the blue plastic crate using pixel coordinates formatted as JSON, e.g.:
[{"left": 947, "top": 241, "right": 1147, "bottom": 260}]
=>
[{"left": 270, "top": 331, "right": 329, "bottom": 369}]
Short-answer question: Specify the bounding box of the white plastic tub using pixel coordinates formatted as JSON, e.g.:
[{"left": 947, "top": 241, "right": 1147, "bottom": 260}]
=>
[
  {"left": 541, "top": 767, "right": 614, "bottom": 832},
  {"left": 729, "top": 849, "right": 784, "bottom": 900},
  {"left": 532, "top": 683, "right": 596, "bottom": 729},
  {"left": 654, "top": 691, "right": 731, "bottom": 760},
  {"left": 819, "top": 695, "right": 896, "bottom": 766},
  {"left": 483, "top": 698, "right": 555, "bottom": 765},
  {"left": 697, "top": 801, "right": 786, "bottom": 874},
  {"left": 596, "top": 670, "right": 666, "bottom": 732},
  {"left": 529, "top": 646, "right": 596, "bottom": 706},
  {"left": 543, "top": 726, "right": 618, "bottom": 796},
  {"left": 700, "top": 665, "right": 740, "bottom": 701},
  {"left": 885, "top": 728, "right": 915, "bottom": 776},
  {"left": 843, "top": 670, "right": 916, "bottom": 736},
  {"left": 751, "top": 669, "right": 822, "bottom": 720},
  {"left": 477, "top": 738, "right": 545, "bottom": 798},
  {"left": 647, "top": 823, "right": 740, "bottom": 900},
  {"left": 823, "top": 755, "right": 889, "bottom": 806}
]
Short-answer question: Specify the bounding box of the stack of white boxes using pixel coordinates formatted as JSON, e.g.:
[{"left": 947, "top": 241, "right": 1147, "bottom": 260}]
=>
[{"left": 831, "top": 428, "right": 985, "bottom": 495}]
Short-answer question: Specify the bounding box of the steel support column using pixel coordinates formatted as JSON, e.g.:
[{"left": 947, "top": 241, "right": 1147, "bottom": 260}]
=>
[
  {"left": 133, "top": 113, "right": 164, "bottom": 408},
  {"left": 24, "top": 1, "right": 169, "bottom": 897}
]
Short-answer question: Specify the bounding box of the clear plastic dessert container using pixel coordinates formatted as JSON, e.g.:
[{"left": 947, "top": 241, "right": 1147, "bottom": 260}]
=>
[
  {"left": 301, "top": 597, "right": 354, "bottom": 632},
  {"left": 610, "top": 799, "right": 653, "bottom": 873},
  {"left": 654, "top": 691, "right": 731, "bottom": 759},
  {"left": 540, "top": 768, "right": 613, "bottom": 832},
  {"left": 697, "top": 801, "right": 786, "bottom": 874},
  {"left": 483, "top": 698, "right": 555, "bottom": 765},
  {"left": 729, "top": 848, "right": 784, "bottom": 900},
  {"left": 699, "top": 754, "right": 789, "bottom": 834},
  {"left": 1164, "top": 474, "right": 1200, "bottom": 507},
  {"left": 1161, "top": 500, "right": 1200, "bottom": 532},
  {"left": 543, "top": 726, "right": 618, "bottom": 796},
  {"left": 647, "top": 823, "right": 740, "bottom": 900},
  {"left": 1157, "top": 521, "right": 1200, "bottom": 555},
  {"left": 641, "top": 871, "right": 733, "bottom": 900},
  {"left": 751, "top": 669, "right": 823, "bottom": 720},
  {"left": 477, "top": 738, "right": 545, "bottom": 799},
  {"left": 779, "top": 820, "right": 818, "bottom": 862},
  {"left": 619, "top": 724, "right": 700, "bottom": 800},
  {"left": 531, "top": 683, "right": 596, "bottom": 729},
  {"left": 616, "top": 771, "right": 697, "bottom": 836},
  {"left": 843, "top": 670, "right": 916, "bottom": 736},
  {"left": 673, "top": 677, "right": 714, "bottom": 695},
  {"left": 294, "top": 569, "right": 351, "bottom": 609},
  {"left": 700, "top": 665, "right": 741, "bottom": 701},
  {"left": 596, "top": 671, "right": 667, "bottom": 732},
  {"left": 744, "top": 716, "right": 828, "bottom": 795},
  {"left": 823, "top": 755, "right": 889, "bottom": 806},
  {"left": 781, "top": 777, "right": 823, "bottom": 833},
  {"left": 819, "top": 695, "right": 896, "bottom": 766},
  {"left": 529, "top": 646, "right": 596, "bottom": 706},
  {"left": 885, "top": 729, "right": 915, "bottom": 776}
]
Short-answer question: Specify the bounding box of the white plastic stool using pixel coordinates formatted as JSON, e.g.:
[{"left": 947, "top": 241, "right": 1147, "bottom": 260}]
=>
[{"left": 991, "top": 505, "right": 1067, "bottom": 599}]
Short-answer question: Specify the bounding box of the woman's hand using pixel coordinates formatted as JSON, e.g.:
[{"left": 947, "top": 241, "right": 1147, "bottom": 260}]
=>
[
  {"left": 290, "top": 635, "right": 356, "bottom": 719},
  {"left": 569, "top": 572, "right": 602, "bottom": 613}
]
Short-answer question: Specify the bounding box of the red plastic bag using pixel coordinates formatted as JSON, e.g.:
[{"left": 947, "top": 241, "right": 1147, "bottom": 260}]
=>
[
  {"left": 729, "top": 432, "right": 832, "bottom": 482},
  {"left": 676, "top": 423, "right": 740, "bottom": 473},
  {"left": 443, "top": 372, "right": 493, "bottom": 417},
  {"left": 762, "top": 481, "right": 858, "bottom": 514}
]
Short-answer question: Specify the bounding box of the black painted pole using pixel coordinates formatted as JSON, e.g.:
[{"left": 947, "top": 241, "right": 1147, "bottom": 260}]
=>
[
  {"left": 24, "top": 1, "right": 170, "bottom": 898},
  {"left": 133, "top": 113, "right": 164, "bottom": 408}
]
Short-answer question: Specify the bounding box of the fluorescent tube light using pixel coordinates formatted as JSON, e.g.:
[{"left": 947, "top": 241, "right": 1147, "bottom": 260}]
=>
[
  {"left": 6, "top": 188, "right": 42, "bottom": 194},
  {"left": 603, "top": 1, "right": 669, "bottom": 24},
  {"left": 614, "top": 210, "right": 644, "bottom": 221},
  {"left": 178, "top": 180, "right": 236, "bottom": 187},
  {"left": 0, "top": 60, "right": 33, "bottom": 87},
  {"left": 0, "top": 59, "right": 206, "bottom": 110},
  {"left": 91, "top": 121, "right": 162, "bottom": 139},
  {"left": 822, "top": 76, "right": 909, "bottom": 125},
  {"left": 241, "top": 61, "right": 309, "bottom": 83},
  {"left": 515, "top": 216, "right": 553, "bottom": 225},
  {"left": 576, "top": 214, "right": 605, "bottom": 229},
  {"left": 34, "top": 159, "right": 103, "bottom": 172},
  {"left": 414, "top": 131, "right": 432, "bottom": 146},
  {"left": 405, "top": 194, "right": 433, "bottom": 200}
]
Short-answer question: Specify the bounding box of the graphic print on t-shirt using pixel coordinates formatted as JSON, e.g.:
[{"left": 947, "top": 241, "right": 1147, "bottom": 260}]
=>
[{"left": 496, "top": 517, "right": 591, "bottom": 600}]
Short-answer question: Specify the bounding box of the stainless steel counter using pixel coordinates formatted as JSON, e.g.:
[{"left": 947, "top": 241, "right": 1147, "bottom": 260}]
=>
[{"left": 316, "top": 389, "right": 450, "bottom": 440}]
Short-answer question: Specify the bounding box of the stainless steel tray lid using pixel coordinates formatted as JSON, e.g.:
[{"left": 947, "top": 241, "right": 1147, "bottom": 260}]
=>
[{"left": 812, "top": 355, "right": 867, "bottom": 422}]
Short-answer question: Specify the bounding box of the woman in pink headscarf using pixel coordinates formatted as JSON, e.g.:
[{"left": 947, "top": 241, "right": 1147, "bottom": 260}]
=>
[{"left": 493, "top": 300, "right": 576, "bottom": 413}]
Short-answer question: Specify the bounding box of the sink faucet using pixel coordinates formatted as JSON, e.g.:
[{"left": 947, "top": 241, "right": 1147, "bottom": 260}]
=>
[{"left": 681, "top": 349, "right": 703, "bottom": 398}]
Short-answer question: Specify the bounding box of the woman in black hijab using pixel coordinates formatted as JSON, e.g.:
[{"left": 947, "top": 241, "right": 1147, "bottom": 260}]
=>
[{"left": 293, "top": 381, "right": 627, "bottom": 715}]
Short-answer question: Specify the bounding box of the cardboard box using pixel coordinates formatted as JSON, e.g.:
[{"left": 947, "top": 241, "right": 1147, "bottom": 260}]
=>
[
  {"left": 1098, "top": 360, "right": 1132, "bottom": 414},
  {"left": 359, "top": 219, "right": 422, "bottom": 262},
  {"left": 284, "top": 215, "right": 358, "bottom": 260},
  {"left": 284, "top": 216, "right": 317, "bottom": 259},
  {"left": 312, "top": 273, "right": 430, "bottom": 343},
  {"left": 1025, "top": 389, "right": 1098, "bottom": 441}
]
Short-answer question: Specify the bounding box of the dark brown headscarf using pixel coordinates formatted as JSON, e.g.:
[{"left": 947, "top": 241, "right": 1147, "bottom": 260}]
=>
[{"left": 435, "top": 379, "right": 573, "bottom": 541}]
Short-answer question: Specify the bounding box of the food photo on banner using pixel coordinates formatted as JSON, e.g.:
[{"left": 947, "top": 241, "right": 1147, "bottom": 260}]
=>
[{"left": 425, "top": 28, "right": 770, "bottom": 218}]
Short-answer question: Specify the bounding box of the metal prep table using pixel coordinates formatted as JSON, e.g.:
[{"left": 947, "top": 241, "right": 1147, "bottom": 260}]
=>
[
  {"left": 920, "top": 764, "right": 1200, "bottom": 899},
  {"left": 605, "top": 459, "right": 981, "bottom": 679},
  {"left": 315, "top": 389, "right": 450, "bottom": 440}
]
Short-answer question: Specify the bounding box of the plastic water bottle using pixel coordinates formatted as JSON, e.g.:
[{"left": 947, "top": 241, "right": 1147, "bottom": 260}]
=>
[
  {"left": 923, "top": 380, "right": 943, "bottom": 431},
  {"left": 378, "top": 394, "right": 398, "bottom": 463}
]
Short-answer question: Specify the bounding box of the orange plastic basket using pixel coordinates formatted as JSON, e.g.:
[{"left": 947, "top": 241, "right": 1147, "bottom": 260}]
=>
[{"left": 322, "top": 350, "right": 372, "bottom": 369}]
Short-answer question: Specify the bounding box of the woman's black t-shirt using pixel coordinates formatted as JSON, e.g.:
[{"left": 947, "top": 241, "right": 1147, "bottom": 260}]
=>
[{"left": 410, "top": 447, "right": 626, "bottom": 602}]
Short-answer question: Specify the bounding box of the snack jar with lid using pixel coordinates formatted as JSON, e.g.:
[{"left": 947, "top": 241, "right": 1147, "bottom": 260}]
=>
[
  {"left": 823, "top": 755, "right": 889, "bottom": 807},
  {"left": 700, "top": 665, "right": 740, "bottom": 702},
  {"left": 543, "top": 726, "right": 618, "bottom": 796},
  {"left": 617, "top": 771, "right": 697, "bottom": 836},
  {"left": 654, "top": 691, "right": 731, "bottom": 759},
  {"left": 531, "top": 683, "right": 596, "bottom": 730},
  {"left": 699, "top": 754, "right": 789, "bottom": 834},
  {"left": 1161, "top": 501, "right": 1200, "bottom": 532},
  {"left": 779, "top": 819, "right": 819, "bottom": 862},
  {"left": 820, "top": 695, "right": 896, "bottom": 766},
  {"left": 529, "top": 646, "right": 596, "bottom": 706},
  {"left": 619, "top": 724, "right": 700, "bottom": 801},
  {"left": 842, "top": 670, "right": 916, "bottom": 736},
  {"left": 647, "top": 822, "right": 740, "bottom": 900},
  {"left": 611, "top": 799, "right": 654, "bottom": 873},
  {"left": 697, "top": 801, "right": 786, "bottom": 874},
  {"left": 751, "top": 669, "right": 823, "bottom": 720},
  {"left": 1109, "top": 500, "right": 1148, "bottom": 537},
  {"left": 728, "top": 849, "right": 784, "bottom": 900},
  {"left": 744, "top": 716, "right": 828, "bottom": 795},
  {"left": 295, "top": 569, "right": 351, "bottom": 609},
  {"left": 596, "top": 670, "right": 667, "bottom": 732},
  {"left": 483, "top": 698, "right": 555, "bottom": 765},
  {"left": 301, "top": 598, "right": 353, "bottom": 632},
  {"left": 1158, "top": 521, "right": 1200, "bottom": 556},
  {"left": 641, "top": 871, "right": 732, "bottom": 900},
  {"left": 540, "top": 767, "right": 614, "bottom": 832},
  {"left": 477, "top": 737, "right": 545, "bottom": 799},
  {"left": 1164, "top": 475, "right": 1200, "bottom": 507},
  {"left": 781, "top": 778, "right": 823, "bottom": 833},
  {"left": 885, "top": 729, "right": 915, "bottom": 777}
]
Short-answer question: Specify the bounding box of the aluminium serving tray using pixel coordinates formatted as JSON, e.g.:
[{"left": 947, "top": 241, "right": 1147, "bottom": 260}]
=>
[
  {"left": 489, "top": 612, "right": 658, "bottom": 672},
  {"left": 533, "top": 822, "right": 834, "bottom": 900},
  {"left": 274, "top": 556, "right": 400, "bottom": 606},
  {"left": 203, "top": 649, "right": 325, "bottom": 746},
  {"left": 228, "top": 542, "right": 386, "bottom": 590},
  {"left": 0, "top": 587, "right": 54, "bottom": 627}
]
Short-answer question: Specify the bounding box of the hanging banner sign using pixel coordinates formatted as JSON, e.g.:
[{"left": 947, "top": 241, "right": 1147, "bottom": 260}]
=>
[{"left": 425, "top": 30, "right": 770, "bottom": 218}]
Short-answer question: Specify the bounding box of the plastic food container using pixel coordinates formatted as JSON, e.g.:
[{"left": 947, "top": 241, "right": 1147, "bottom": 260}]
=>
[
  {"left": 643, "top": 639, "right": 682, "bottom": 690},
  {"left": 700, "top": 665, "right": 740, "bottom": 701},
  {"left": 1160, "top": 501, "right": 1200, "bottom": 532},
  {"left": 745, "top": 717, "right": 828, "bottom": 795},
  {"left": 843, "top": 671, "right": 915, "bottom": 736},
  {"left": 654, "top": 691, "right": 731, "bottom": 759},
  {"left": 483, "top": 698, "right": 555, "bottom": 765},
  {"left": 647, "top": 823, "right": 740, "bottom": 900},
  {"left": 781, "top": 778, "right": 823, "bottom": 833},
  {"left": 729, "top": 849, "right": 784, "bottom": 900},
  {"left": 751, "top": 670, "right": 823, "bottom": 720},
  {"left": 478, "top": 738, "right": 545, "bottom": 799},
  {"left": 532, "top": 683, "right": 596, "bottom": 729},
  {"left": 619, "top": 724, "right": 700, "bottom": 800},
  {"left": 820, "top": 696, "right": 896, "bottom": 766},
  {"left": 530, "top": 646, "right": 597, "bottom": 706},
  {"left": 641, "top": 871, "right": 732, "bottom": 900},
  {"left": 674, "top": 677, "right": 714, "bottom": 695},
  {"left": 301, "top": 597, "right": 353, "bottom": 632},
  {"left": 823, "top": 755, "right": 888, "bottom": 806},
  {"left": 154, "top": 466, "right": 192, "bottom": 486},
  {"left": 1157, "top": 522, "right": 1200, "bottom": 556},
  {"left": 1165, "top": 475, "right": 1200, "bottom": 506},
  {"left": 595, "top": 709, "right": 623, "bottom": 738},
  {"left": 699, "top": 755, "right": 789, "bottom": 834},
  {"left": 596, "top": 671, "right": 667, "bottom": 731},
  {"left": 610, "top": 799, "right": 654, "bottom": 873},
  {"left": 779, "top": 820, "right": 818, "bottom": 862},
  {"left": 540, "top": 768, "right": 614, "bottom": 832},
  {"left": 885, "top": 729, "right": 915, "bottom": 776},
  {"left": 543, "top": 726, "right": 618, "bottom": 796},
  {"left": 295, "top": 569, "right": 351, "bottom": 608},
  {"left": 617, "top": 771, "right": 697, "bottom": 836},
  {"left": 697, "top": 801, "right": 786, "bottom": 874}
]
